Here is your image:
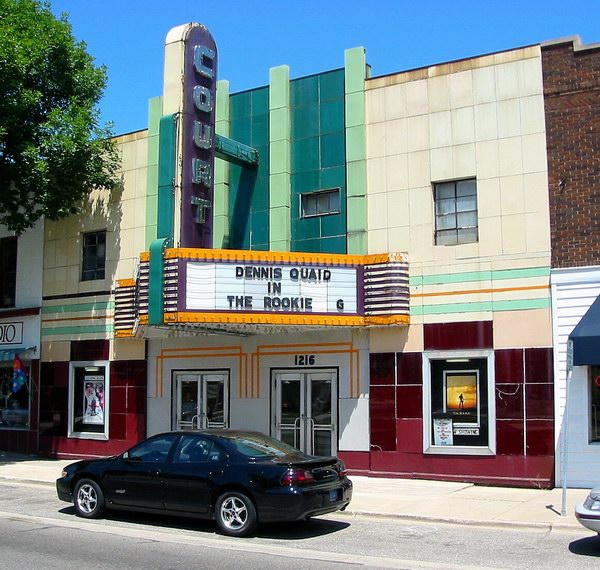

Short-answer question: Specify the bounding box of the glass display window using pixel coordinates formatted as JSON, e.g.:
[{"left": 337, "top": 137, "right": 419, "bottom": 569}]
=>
[
  {"left": 0, "top": 360, "right": 30, "bottom": 430},
  {"left": 69, "top": 361, "right": 109, "bottom": 439},
  {"left": 423, "top": 351, "right": 496, "bottom": 455}
]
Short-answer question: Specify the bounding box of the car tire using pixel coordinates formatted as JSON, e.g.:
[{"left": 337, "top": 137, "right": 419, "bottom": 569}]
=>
[
  {"left": 215, "top": 491, "right": 258, "bottom": 537},
  {"left": 73, "top": 478, "right": 106, "bottom": 519}
]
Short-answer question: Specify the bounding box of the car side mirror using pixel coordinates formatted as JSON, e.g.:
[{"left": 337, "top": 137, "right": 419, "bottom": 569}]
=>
[{"left": 122, "top": 451, "right": 140, "bottom": 462}]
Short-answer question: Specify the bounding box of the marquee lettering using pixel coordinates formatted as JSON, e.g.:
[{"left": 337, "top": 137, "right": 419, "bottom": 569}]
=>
[
  {"left": 194, "top": 45, "right": 215, "bottom": 78},
  {"left": 179, "top": 26, "right": 218, "bottom": 247}
]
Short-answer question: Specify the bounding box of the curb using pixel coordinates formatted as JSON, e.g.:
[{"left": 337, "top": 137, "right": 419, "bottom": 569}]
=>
[
  {"left": 337, "top": 509, "right": 582, "bottom": 533},
  {"left": 0, "top": 474, "right": 583, "bottom": 533},
  {"left": 0, "top": 476, "right": 56, "bottom": 487}
]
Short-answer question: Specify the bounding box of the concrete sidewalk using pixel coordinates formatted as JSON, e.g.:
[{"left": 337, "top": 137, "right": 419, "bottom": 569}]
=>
[{"left": 0, "top": 452, "right": 592, "bottom": 533}]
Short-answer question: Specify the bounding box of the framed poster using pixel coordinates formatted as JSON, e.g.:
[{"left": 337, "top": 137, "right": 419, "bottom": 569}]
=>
[
  {"left": 69, "top": 362, "right": 109, "bottom": 439},
  {"left": 444, "top": 371, "right": 479, "bottom": 427},
  {"left": 83, "top": 376, "right": 105, "bottom": 425}
]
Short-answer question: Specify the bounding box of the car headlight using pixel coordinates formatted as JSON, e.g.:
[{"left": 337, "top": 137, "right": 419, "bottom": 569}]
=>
[{"left": 583, "top": 496, "right": 600, "bottom": 510}]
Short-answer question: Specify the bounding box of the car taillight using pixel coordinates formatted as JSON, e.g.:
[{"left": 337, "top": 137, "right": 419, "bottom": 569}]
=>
[
  {"left": 337, "top": 461, "right": 347, "bottom": 478},
  {"left": 281, "top": 468, "right": 315, "bottom": 486}
]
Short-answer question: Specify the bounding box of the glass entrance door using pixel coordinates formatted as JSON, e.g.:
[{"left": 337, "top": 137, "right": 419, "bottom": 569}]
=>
[
  {"left": 174, "top": 372, "right": 228, "bottom": 430},
  {"left": 272, "top": 371, "right": 337, "bottom": 456}
]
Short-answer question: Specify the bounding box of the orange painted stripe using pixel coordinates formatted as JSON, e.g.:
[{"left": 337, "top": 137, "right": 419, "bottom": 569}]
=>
[
  {"left": 256, "top": 348, "right": 355, "bottom": 357},
  {"left": 257, "top": 342, "right": 352, "bottom": 352},
  {"left": 43, "top": 315, "right": 110, "bottom": 323},
  {"left": 412, "top": 284, "right": 549, "bottom": 298},
  {"left": 156, "top": 346, "right": 248, "bottom": 400},
  {"left": 253, "top": 344, "right": 360, "bottom": 398},
  {"left": 161, "top": 346, "right": 243, "bottom": 354}
]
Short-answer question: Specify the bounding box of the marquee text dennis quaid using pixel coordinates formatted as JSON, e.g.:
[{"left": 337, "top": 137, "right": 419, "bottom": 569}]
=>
[{"left": 226, "top": 265, "right": 344, "bottom": 312}]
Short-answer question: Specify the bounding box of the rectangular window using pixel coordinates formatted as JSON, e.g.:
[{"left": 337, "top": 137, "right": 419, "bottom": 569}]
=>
[
  {"left": 434, "top": 179, "right": 478, "bottom": 245},
  {"left": 69, "top": 362, "right": 109, "bottom": 439},
  {"left": 0, "top": 236, "right": 17, "bottom": 308},
  {"left": 590, "top": 366, "right": 600, "bottom": 443},
  {"left": 0, "top": 361, "right": 30, "bottom": 430},
  {"left": 301, "top": 188, "right": 340, "bottom": 218},
  {"left": 81, "top": 231, "right": 106, "bottom": 281},
  {"left": 423, "top": 351, "right": 495, "bottom": 455}
]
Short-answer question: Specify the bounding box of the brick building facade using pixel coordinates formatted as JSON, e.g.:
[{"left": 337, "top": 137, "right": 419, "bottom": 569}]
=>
[
  {"left": 545, "top": 37, "right": 600, "bottom": 487},
  {"left": 543, "top": 38, "right": 600, "bottom": 269}
]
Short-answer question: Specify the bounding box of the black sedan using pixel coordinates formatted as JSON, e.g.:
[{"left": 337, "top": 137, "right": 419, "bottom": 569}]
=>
[{"left": 56, "top": 429, "right": 352, "bottom": 537}]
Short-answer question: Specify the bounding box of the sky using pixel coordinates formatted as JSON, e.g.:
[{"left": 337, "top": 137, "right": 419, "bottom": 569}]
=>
[{"left": 49, "top": 0, "right": 600, "bottom": 135}]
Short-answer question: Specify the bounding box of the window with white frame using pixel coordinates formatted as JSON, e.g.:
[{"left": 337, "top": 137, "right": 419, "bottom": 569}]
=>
[
  {"left": 69, "top": 362, "right": 109, "bottom": 439},
  {"left": 434, "top": 179, "right": 478, "bottom": 245},
  {"left": 423, "top": 351, "right": 495, "bottom": 455},
  {"left": 300, "top": 188, "right": 340, "bottom": 218}
]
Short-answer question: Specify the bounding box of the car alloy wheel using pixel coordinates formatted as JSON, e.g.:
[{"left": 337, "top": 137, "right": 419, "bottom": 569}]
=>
[
  {"left": 215, "top": 491, "right": 257, "bottom": 537},
  {"left": 74, "top": 479, "right": 106, "bottom": 519}
]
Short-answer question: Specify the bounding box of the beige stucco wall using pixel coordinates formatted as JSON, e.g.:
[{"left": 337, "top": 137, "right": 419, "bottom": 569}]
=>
[
  {"left": 365, "top": 46, "right": 550, "bottom": 267},
  {"left": 42, "top": 130, "right": 149, "bottom": 297}
]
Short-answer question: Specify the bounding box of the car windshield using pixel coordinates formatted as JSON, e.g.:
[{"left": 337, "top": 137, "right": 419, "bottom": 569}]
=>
[{"left": 225, "top": 433, "right": 300, "bottom": 458}]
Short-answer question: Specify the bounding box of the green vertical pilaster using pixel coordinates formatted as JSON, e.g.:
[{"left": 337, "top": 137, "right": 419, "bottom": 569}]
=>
[
  {"left": 157, "top": 113, "right": 177, "bottom": 241},
  {"left": 269, "top": 65, "right": 291, "bottom": 252},
  {"left": 213, "top": 80, "right": 231, "bottom": 248},
  {"left": 145, "top": 96, "right": 162, "bottom": 248},
  {"left": 148, "top": 237, "right": 170, "bottom": 326},
  {"left": 345, "top": 47, "right": 368, "bottom": 255}
]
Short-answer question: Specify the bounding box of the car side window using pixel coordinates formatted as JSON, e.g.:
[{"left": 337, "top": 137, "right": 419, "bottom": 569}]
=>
[
  {"left": 174, "top": 436, "right": 226, "bottom": 464},
  {"left": 207, "top": 442, "right": 226, "bottom": 462},
  {"left": 127, "top": 435, "right": 176, "bottom": 463}
]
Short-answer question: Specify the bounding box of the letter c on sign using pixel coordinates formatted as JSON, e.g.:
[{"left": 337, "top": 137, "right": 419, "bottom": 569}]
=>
[{"left": 595, "top": 376, "right": 600, "bottom": 387}]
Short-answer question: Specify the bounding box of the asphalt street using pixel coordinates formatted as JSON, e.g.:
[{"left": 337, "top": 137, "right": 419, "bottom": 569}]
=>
[{"left": 1, "top": 480, "right": 599, "bottom": 569}]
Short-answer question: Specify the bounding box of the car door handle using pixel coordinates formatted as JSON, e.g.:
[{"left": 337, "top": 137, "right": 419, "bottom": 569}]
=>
[
  {"left": 149, "top": 469, "right": 162, "bottom": 475},
  {"left": 210, "top": 470, "right": 223, "bottom": 476}
]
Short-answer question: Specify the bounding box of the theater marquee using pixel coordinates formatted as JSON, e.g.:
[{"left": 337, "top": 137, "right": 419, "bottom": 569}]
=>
[
  {"left": 186, "top": 262, "right": 357, "bottom": 314},
  {"left": 114, "top": 249, "right": 410, "bottom": 336}
]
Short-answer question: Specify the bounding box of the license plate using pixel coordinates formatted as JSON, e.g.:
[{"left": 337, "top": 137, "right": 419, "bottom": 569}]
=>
[{"left": 329, "top": 489, "right": 339, "bottom": 502}]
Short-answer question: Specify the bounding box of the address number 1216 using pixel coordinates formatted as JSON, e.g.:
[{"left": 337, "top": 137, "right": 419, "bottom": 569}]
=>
[{"left": 294, "top": 354, "right": 315, "bottom": 366}]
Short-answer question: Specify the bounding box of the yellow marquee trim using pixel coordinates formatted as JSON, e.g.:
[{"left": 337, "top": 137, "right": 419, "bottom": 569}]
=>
[
  {"left": 115, "top": 329, "right": 135, "bottom": 338},
  {"left": 164, "top": 311, "right": 408, "bottom": 327},
  {"left": 137, "top": 248, "right": 407, "bottom": 267},
  {"left": 364, "top": 315, "right": 410, "bottom": 325}
]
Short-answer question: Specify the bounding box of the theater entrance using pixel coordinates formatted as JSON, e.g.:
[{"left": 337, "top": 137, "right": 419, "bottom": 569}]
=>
[
  {"left": 271, "top": 370, "right": 337, "bottom": 456},
  {"left": 173, "top": 372, "right": 228, "bottom": 430}
]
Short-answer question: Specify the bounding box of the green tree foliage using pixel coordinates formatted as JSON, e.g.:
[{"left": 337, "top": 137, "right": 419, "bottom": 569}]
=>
[{"left": 0, "top": 0, "right": 119, "bottom": 234}]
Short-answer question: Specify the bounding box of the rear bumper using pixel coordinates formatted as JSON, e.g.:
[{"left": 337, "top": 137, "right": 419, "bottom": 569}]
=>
[{"left": 257, "top": 478, "right": 353, "bottom": 522}]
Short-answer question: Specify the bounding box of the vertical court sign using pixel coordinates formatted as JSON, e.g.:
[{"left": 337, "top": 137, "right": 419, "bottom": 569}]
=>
[{"left": 180, "top": 25, "right": 217, "bottom": 248}]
